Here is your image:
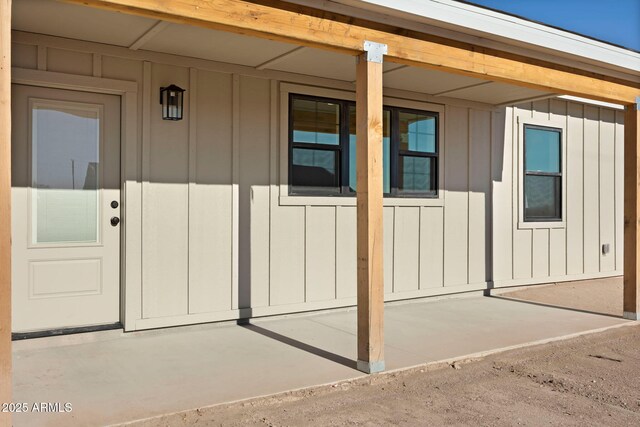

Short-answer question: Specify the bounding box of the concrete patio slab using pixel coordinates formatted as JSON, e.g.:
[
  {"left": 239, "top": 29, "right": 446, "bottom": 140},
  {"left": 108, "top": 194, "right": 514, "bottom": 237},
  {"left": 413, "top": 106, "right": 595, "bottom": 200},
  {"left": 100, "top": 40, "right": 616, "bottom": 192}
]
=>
[{"left": 12, "top": 288, "right": 633, "bottom": 426}]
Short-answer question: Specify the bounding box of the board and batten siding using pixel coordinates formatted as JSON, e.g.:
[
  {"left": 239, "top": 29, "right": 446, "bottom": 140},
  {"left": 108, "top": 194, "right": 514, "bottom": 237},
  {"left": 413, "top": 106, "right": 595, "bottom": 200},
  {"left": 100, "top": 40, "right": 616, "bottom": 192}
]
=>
[
  {"left": 492, "top": 99, "right": 624, "bottom": 287},
  {"left": 10, "top": 34, "right": 623, "bottom": 330}
]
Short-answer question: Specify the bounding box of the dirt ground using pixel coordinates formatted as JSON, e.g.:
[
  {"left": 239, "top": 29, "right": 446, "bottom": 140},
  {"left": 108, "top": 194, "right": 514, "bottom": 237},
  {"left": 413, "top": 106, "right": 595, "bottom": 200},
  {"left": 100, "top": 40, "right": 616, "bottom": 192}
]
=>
[{"left": 130, "top": 279, "right": 640, "bottom": 427}]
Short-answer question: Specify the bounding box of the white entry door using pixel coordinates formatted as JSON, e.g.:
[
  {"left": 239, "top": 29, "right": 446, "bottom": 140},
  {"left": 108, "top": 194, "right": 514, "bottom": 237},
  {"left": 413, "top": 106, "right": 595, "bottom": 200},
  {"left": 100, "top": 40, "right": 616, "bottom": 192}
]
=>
[{"left": 11, "top": 84, "right": 121, "bottom": 333}]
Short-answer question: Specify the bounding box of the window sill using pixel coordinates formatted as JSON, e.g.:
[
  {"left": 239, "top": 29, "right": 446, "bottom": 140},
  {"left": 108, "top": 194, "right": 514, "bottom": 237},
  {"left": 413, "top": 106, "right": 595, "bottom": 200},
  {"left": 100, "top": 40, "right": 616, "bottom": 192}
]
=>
[
  {"left": 517, "top": 221, "right": 566, "bottom": 230},
  {"left": 279, "top": 195, "right": 445, "bottom": 207}
]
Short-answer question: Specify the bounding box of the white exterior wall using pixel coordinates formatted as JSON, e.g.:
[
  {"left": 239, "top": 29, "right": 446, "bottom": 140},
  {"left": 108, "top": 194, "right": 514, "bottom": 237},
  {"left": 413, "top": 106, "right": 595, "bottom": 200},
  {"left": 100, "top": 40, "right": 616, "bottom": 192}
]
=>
[{"left": 10, "top": 34, "right": 624, "bottom": 330}]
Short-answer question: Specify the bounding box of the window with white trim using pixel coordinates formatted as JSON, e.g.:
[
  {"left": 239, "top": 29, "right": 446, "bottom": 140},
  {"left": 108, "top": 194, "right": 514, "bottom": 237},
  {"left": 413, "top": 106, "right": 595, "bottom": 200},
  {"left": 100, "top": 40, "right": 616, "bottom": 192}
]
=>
[{"left": 523, "top": 124, "right": 562, "bottom": 222}]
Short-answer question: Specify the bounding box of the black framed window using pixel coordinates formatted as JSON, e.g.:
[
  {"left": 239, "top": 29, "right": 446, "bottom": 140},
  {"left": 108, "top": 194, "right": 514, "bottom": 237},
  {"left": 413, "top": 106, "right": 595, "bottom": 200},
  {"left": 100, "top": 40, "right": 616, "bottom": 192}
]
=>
[
  {"left": 395, "top": 109, "right": 438, "bottom": 196},
  {"left": 290, "top": 96, "right": 342, "bottom": 195},
  {"left": 523, "top": 124, "right": 562, "bottom": 222},
  {"left": 289, "top": 94, "right": 439, "bottom": 197}
]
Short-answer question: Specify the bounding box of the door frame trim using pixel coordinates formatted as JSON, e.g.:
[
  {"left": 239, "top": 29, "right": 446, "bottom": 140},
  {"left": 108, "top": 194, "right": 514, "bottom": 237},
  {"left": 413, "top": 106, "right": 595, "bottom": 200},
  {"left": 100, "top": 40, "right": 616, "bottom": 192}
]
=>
[{"left": 12, "top": 67, "right": 140, "bottom": 331}]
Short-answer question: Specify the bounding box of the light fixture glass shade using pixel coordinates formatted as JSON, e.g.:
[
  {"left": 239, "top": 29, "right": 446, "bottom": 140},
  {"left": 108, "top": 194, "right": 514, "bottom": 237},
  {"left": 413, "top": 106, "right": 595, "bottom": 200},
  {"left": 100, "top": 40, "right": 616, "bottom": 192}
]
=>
[{"left": 159, "top": 84, "right": 185, "bottom": 120}]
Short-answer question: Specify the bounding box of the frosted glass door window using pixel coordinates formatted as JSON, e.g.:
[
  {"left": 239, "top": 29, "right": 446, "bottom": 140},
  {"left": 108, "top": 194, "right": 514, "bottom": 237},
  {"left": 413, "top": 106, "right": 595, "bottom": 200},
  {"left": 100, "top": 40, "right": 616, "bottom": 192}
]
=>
[{"left": 31, "top": 102, "right": 101, "bottom": 244}]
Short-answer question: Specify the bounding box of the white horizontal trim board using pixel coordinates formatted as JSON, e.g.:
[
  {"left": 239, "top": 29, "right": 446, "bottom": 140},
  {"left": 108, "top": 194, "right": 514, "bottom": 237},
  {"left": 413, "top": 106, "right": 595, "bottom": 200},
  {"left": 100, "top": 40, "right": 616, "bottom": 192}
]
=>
[
  {"left": 135, "top": 271, "right": 622, "bottom": 330},
  {"left": 493, "top": 272, "right": 622, "bottom": 289},
  {"left": 9, "top": 33, "right": 625, "bottom": 332},
  {"left": 558, "top": 95, "right": 624, "bottom": 111},
  {"left": 12, "top": 67, "right": 138, "bottom": 94}
]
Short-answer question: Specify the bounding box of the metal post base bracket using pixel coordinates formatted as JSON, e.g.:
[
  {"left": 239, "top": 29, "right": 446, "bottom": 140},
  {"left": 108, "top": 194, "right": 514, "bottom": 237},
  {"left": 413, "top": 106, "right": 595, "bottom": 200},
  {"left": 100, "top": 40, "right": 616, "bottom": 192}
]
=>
[
  {"left": 623, "top": 311, "right": 639, "bottom": 321},
  {"left": 357, "top": 360, "right": 385, "bottom": 374},
  {"left": 363, "top": 40, "right": 388, "bottom": 63}
]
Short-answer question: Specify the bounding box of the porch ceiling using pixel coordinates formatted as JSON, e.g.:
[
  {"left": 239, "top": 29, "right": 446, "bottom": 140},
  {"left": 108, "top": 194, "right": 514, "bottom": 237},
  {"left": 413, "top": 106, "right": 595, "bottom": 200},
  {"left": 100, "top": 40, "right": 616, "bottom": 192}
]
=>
[{"left": 12, "top": 0, "right": 554, "bottom": 105}]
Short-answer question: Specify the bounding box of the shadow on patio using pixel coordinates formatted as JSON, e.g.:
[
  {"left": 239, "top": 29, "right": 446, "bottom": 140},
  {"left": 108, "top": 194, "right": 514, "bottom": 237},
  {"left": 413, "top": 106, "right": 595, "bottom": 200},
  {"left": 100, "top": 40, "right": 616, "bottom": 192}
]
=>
[{"left": 12, "top": 277, "right": 632, "bottom": 427}]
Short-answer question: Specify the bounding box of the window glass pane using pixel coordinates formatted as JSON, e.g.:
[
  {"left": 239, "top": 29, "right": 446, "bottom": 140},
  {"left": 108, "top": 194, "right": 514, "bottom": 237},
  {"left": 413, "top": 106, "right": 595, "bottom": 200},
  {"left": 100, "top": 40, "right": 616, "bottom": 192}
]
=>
[
  {"left": 525, "top": 127, "right": 560, "bottom": 173},
  {"left": 348, "top": 107, "right": 390, "bottom": 193},
  {"left": 399, "top": 111, "right": 436, "bottom": 153},
  {"left": 398, "top": 155, "right": 435, "bottom": 194},
  {"left": 292, "top": 98, "right": 340, "bottom": 145},
  {"left": 291, "top": 148, "right": 339, "bottom": 193},
  {"left": 31, "top": 103, "right": 100, "bottom": 244},
  {"left": 524, "top": 175, "right": 561, "bottom": 220}
]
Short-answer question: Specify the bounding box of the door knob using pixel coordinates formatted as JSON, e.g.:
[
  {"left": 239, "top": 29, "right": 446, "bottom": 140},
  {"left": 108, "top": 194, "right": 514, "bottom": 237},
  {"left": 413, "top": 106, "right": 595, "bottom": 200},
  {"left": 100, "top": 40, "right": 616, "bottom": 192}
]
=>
[{"left": 110, "top": 217, "right": 120, "bottom": 227}]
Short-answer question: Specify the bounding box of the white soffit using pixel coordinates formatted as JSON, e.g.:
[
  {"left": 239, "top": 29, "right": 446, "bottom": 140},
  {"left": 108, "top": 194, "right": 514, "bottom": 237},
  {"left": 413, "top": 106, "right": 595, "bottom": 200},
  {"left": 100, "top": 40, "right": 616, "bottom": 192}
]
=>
[
  {"left": 329, "top": 0, "right": 640, "bottom": 76},
  {"left": 443, "top": 82, "right": 551, "bottom": 105},
  {"left": 383, "top": 66, "right": 485, "bottom": 95},
  {"left": 263, "top": 47, "right": 357, "bottom": 80},
  {"left": 266, "top": 47, "right": 404, "bottom": 80},
  {"left": 12, "top": 0, "right": 158, "bottom": 48},
  {"left": 142, "top": 23, "right": 296, "bottom": 68}
]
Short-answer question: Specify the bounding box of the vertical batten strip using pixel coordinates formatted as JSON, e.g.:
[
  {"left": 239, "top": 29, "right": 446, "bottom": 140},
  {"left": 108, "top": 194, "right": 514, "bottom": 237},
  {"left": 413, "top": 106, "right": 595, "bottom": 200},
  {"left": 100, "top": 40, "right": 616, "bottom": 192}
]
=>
[
  {"left": 231, "top": 74, "right": 240, "bottom": 309},
  {"left": 356, "top": 41, "right": 386, "bottom": 374},
  {"left": 597, "top": 109, "right": 602, "bottom": 272},
  {"left": 268, "top": 80, "right": 278, "bottom": 307},
  {"left": 417, "top": 207, "right": 422, "bottom": 290},
  {"left": 187, "top": 68, "right": 197, "bottom": 313},
  {"left": 510, "top": 107, "right": 516, "bottom": 281},
  {"left": 93, "top": 53, "right": 102, "bottom": 77},
  {"left": 334, "top": 206, "right": 339, "bottom": 299},
  {"left": 140, "top": 61, "right": 151, "bottom": 319},
  {"left": 36, "top": 45, "right": 46, "bottom": 71},
  {"left": 303, "top": 205, "right": 308, "bottom": 302},
  {"left": 624, "top": 100, "right": 640, "bottom": 320},
  {"left": 615, "top": 110, "right": 625, "bottom": 273},
  {"left": 466, "top": 108, "right": 471, "bottom": 285},
  {"left": 123, "top": 89, "right": 141, "bottom": 331},
  {"left": 391, "top": 205, "right": 396, "bottom": 293}
]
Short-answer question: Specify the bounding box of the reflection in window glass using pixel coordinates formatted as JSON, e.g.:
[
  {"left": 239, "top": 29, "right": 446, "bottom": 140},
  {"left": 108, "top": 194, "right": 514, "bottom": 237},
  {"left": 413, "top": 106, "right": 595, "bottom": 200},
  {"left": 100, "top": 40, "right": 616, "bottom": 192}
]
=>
[
  {"left": 32, "top": 103, "right": 100, "bottom": 244},
  {"left": 292, "top": 98, "right": 340, "bottom": 145},
  {"left": 291, "top": 148, "right": 339, "bottom": 193},
  {"left": 399, "top": 155, "right": 434, "bottom": 194},
  {"left": 524, "top": 175, "right": 561, "bottom": 219},
  {"left": 348, "top": 107, "right": 391, "bottom": 193},
  {"left": 525, "top": 127, "right": 560, "bottom": 173},
  {"left": 399, "top": 112, "right": 436, "bottom": 153}
]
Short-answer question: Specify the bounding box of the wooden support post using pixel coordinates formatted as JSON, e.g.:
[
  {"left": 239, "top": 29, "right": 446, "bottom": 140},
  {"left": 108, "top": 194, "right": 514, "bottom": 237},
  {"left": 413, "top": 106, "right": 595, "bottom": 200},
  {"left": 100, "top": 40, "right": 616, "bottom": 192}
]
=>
[
  {"left": 624, "top": 97, "right": 640, "bottom": 321},
  {"left": 0, "top": 0, "right": 11, "bottom": 425},
  {"left": 356, "top": 41, "right": 387, "bottom": 374}
]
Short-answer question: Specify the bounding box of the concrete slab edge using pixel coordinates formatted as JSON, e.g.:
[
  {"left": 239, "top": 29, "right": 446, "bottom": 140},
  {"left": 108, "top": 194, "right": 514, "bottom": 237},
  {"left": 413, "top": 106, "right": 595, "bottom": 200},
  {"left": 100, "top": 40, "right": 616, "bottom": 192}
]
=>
[
  {"left": 108, "top": 320, "right": 638, "bottom": 427},
  {"left": 383, "top": 319, "right": 637, "bottom": 376}
]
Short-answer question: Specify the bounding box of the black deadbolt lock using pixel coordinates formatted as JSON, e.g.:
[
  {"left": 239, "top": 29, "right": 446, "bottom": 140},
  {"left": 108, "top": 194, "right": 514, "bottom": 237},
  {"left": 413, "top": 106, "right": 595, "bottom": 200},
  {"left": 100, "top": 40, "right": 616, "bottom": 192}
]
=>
[
  {"left": 110, "top": 217, "right": 120, "bottom": 227},
  {"left": 111, "top": 200, "right": 119, "bottom": 209}
]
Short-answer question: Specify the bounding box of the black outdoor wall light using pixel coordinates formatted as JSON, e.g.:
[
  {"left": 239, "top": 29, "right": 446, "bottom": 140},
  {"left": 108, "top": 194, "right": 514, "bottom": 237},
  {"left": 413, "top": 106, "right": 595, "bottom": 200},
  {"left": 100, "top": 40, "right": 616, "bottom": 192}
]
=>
[{"left": 159, "top": 84, "right": 185, "bottom": 120}]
